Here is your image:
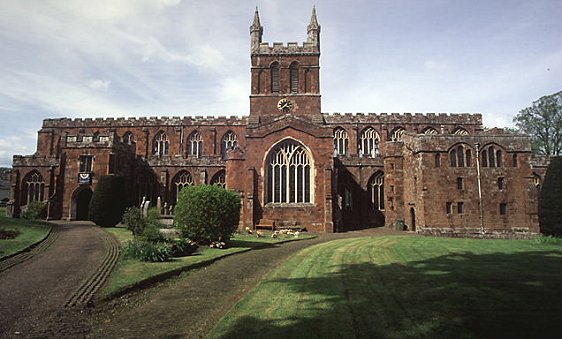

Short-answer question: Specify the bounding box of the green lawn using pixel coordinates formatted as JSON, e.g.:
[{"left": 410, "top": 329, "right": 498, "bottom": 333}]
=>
[
  {"left": 0, "top": 207, "right": 51, "bottom": 259},
  {"left": 102, "top": 227, "right": 315, "bottom": 298},
  {"left": 209, "top": 236, "right": 562, "bottom": 339}
]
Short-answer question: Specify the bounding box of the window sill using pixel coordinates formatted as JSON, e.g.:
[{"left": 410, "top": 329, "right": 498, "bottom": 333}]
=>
[{"left": 265, "top": 203, "right": 315, "bottom": 208}]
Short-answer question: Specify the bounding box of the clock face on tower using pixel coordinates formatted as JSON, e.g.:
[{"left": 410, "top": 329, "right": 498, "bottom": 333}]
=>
[{"left": 277, "top": 98, "right": 294, "bottom": 113}]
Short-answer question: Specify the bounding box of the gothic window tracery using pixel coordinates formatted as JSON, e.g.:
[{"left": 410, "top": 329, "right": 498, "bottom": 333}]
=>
[
  {"left": 153, "top": 131, "right": 169, "bottom": 157},
  {"left": 188, "top": 131, "right": 203, "bottom": 158},
  {"left": 423, "top": 127, "right": 438, "bottom": 135},
  {"left": 266, "top": 140, "right": 312, "bottom": 204},
  {"left": 359, "top": 127, "right": 380, "bottom": 158},
  {"left": 453, "top": 127, "right": 469, "bottom": 135},
  {"left": 368, "top": 172, "right": 384, "bottom": 211},
  {"left": 333, "top": 127, "right": 349, "bottom": 156},
  {"left": 221, "top": 131, "right": 238, "bottom": 159},
  {"left": 122, "top": 132, "right": 135, "bottom": 145},
  {"left": 173, "top": 171, "right": 194, "bottom": 202},
  {"left": 210, "top": 170, "right": 226, "bottom": 188},
  {"left": 391, "top": 127, "right": 405, "bottom": 141},
  {"left": 23, "top": 171, "right": 44, "bottom": 205}
]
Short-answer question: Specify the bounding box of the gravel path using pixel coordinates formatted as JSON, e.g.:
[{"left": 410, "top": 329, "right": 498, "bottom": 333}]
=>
[
  {"left": 0, "top": 221, "right": 113, "bottom": 339},
  {"left": 89, "top": 227, "right": 404, "bottom": 339}
]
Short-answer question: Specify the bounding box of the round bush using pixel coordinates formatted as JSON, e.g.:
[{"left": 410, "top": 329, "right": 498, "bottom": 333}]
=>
[
  {"left": 174, "top": 185, "right": 241, "bottom": 244},
  {"left": 122, "top": 206, "right": 146, "bottom": 236},
  {"left": 89, "top": 175, "right": 127, "bottom": 227},
  {"left": 21, "top": 201, "right": 47, "bottom": 220}
]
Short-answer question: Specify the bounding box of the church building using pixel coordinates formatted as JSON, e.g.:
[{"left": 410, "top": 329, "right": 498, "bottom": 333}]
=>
[{"left": 8, "top": 8, "right": 545, "bottom": 235}]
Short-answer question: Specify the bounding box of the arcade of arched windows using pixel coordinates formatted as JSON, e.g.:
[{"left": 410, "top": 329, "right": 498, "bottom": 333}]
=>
[{"left": 21, "top": 171, "right": 45, "bottom": 206}]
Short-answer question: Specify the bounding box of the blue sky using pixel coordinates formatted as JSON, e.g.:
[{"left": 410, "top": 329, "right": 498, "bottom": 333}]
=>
[{"left": 1, "top": 0, "right": 561, "bottom": 167}]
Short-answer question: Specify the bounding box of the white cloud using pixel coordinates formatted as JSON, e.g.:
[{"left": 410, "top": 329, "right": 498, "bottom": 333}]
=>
[{"left": 88, "top": 79, "right": 111, "bottom": 92}]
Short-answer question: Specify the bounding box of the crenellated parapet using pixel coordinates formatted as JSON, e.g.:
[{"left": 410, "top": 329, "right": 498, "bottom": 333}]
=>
[
  {"left": 253, "top": 41, "right": 320, "bottom": 55},
  {"left": 41, "top": 116, "right": 248, "bottom": 129},
  {"left": 323, "top": 112, "right": 483, "bottom": 127},
  {"left": 12, "top": 154, "right": 59, "bottom": 167}
]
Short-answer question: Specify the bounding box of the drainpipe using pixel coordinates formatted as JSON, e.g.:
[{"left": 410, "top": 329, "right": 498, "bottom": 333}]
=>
[{"left": 475, "top": 143, "right": 484, "bottom": 234}]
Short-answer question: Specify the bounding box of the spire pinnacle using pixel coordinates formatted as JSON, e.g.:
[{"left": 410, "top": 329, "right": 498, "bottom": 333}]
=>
[
  {"left": 252, "top": 6, "right": 261, "bottom": 28},
  {"left": 308, "top": 6, "right": 319, "bottom": 28}
]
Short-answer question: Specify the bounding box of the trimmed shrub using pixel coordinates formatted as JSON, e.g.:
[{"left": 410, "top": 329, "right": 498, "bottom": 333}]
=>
[
  {"left": 140, "top": 222, "right": 165, "bottom": 243},
  {"left": 21, "top": 201, "right": 47, "bottom": 220},
  {"left": 123, "top": 240, "right": 171, "bottom": 262},
  {"left": 168, "top": 239, "right": 199, "bottom": 257},
  {"left": 0, "top": 228, "right": 20, "bottom": 239},
  {"left": 174, "top": 185, "right": 241, "bottom": 244},
  {"left": 122, "top": 207, "right": 146, "bottom": 236},
  {"left": 539, "top": 156, "right": 562, "bottom": 236},
  {"left": 89, "top": 175, "right": 127, "bottom": 227}
]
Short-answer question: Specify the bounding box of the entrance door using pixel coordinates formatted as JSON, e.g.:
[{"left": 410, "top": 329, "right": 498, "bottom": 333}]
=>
[
  {"left": 410, "top": 207, "right": 416, "bottom": 232},
  {"left": 76, "top": 188, "right": 93, "bottom": 220}
]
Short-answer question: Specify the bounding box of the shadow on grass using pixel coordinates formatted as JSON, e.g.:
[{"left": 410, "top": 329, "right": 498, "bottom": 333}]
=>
[{"left": 215, "top": 250, "right": 562, "bottom": 339}]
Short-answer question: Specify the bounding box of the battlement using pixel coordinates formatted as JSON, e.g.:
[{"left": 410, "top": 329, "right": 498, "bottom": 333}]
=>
[
  {"left": 42, "top": 115, "right": 248, "bottom": 128},
  {"left": 323, "top": 112, "right": 483, "bottom": 126},
  {"left": 253, "top": 41, "right": 320, "bottom": 55}
]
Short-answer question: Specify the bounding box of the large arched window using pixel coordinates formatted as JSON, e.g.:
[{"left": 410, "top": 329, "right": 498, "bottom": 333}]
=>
[
  {"left": 153, "top": 131, "right": 169, "bottom": 157},
  {"left": 188, "top": 131, "right": 203, "bottom": 158},
  {"left": 290, "top": 61, "right": 299, "bottom": 93},
  {"left": 333, "top": 127, "right": 349, "bottom": 156},
  {"left": 359, "top": 127, "right": 380, "bottom": 158},
  {"left": 210, "top": 170, "right": 226, "bottom": 188},
  {"left": 450, "top": 144, "right": 472, "bottom": 167},
  {"left": 368, "top": 172, "right": 384, "bottom": 211},
  {"left": 271, "top": 62, "right": 280, "bottom": 93},
  {"left": 390, "top": 127, "right": 405, "bottom": 141},
  {"left": 173, "top": 171, "right": 193, "bottom": 202},
  {"left": 221, "top": 131, "right": 238, "bottom": 159},
  {"left": 22, "top": 171, "right": 44, "bottom": 205},
  {"left": 266, "top": 140, "right": 312, "bottom": 204}
]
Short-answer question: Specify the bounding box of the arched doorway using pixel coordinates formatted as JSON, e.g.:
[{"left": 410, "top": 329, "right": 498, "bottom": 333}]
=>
[
  {"left": 409, "top": 207, "right": 416, "bottom": 232},
  {"left": 76, "top": 188, "right": 93, "bottom": 221}
]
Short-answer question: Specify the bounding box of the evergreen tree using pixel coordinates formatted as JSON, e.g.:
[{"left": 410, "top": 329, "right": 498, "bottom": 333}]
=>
[
  {"left": 89, "top": 175, "right": 127, "bottom": 227},
  {"left": 539, "top": 156, "right": 562, "bottom": 236}
]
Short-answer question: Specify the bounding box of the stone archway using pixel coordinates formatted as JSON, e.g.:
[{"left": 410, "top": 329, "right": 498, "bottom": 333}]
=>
[
  {"left": 409, "top": 207, "right": 416, "bottom": 232},
  {"left": 75, "top": 188, "right": 93, "bottom": 221}
]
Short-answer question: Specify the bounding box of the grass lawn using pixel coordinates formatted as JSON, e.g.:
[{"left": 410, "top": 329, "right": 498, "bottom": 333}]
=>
[
  {"left": 0, "top": 207, "right": 51, "bottom": 259},
  {"left": 102, "top": 226, "right": 315, "bottom": 298},
  {"left": 209, "top": 236, "right": 562, "bottom": 339}
]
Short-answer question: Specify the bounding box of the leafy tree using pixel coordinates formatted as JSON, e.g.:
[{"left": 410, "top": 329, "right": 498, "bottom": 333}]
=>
[
  {"left": 514, "top": 91, "right": 562, "bottom": 155},
  {"left": 539, "top": 156, "right": 562, "bottom": 236},
  {"left": 89, "top": 175, "right": 127, "bottom": 227},
  {"left": 174, "top": 185, "right": 240, "bottom": 244}
]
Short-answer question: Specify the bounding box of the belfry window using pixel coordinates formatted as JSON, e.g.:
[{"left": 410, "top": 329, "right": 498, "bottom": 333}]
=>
[
  {"left": 23, "top": 171, "right": 44, "bottom": 205},
  {"left": 173, "top": 171, "right": 193, "bottom": 202},
  {"left": 290, "top": 62, "right": 299, "bottom": 93},
  {"left": 271, "top": 62, "right": 280, "bottom": 93},
  {"left": 188, "top": 131, "right": 203, "bottom": 158},
  {"left": 333, "top": 127, "right": 349, "bottom": 156},
  {"left": 369, "top": 172, "right": 384, "bottom": 211},
  {"left": 266, "top": 140, "right": 312, "bottom": 204},
  {"left": 221, "top": 131, "right": 238, "bottom": 159},
  {"left": 153, "top": 131, "right": 169, "bottom": 157},
  {"left": 359, "top": 127, "right": 381, "bottom": 158}
]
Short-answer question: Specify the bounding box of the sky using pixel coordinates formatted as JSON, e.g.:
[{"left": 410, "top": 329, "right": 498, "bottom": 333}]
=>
[{"left": 0, "top": 0, "right": 561, "bottom": 167}]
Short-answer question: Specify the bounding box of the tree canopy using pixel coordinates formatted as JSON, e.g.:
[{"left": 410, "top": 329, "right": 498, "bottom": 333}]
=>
[{"left": 514, "top": 91, "right": 562, "bottom": 155}]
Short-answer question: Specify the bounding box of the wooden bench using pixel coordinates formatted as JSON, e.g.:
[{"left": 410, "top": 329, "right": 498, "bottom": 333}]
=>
[{"left": 255, "top": 219, "right": 275, "bottom": 230}]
